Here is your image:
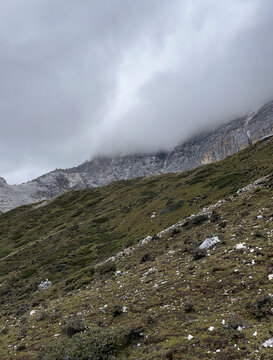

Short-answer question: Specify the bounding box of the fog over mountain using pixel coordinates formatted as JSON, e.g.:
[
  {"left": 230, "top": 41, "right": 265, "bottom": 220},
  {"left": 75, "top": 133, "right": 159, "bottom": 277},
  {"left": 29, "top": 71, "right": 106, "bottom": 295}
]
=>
[{"left": 1, "top": 0, "right": 273, "bottom": 184}]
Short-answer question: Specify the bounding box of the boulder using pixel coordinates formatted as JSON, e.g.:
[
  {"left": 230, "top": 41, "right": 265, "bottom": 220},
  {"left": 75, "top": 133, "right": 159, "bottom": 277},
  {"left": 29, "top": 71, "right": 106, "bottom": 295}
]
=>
[
  {"left": 38, "top": 279, "right": 52, "bottom": 291},
  {"left": 199, "top": 235, "right": 220, "bottom": 250}
]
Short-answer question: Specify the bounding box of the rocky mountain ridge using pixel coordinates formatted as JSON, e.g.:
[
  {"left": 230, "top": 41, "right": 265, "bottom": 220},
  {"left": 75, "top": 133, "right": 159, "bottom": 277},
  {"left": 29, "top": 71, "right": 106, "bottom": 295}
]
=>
[{"left": 1, "top": 100, "right": 273, "bottom": 212}]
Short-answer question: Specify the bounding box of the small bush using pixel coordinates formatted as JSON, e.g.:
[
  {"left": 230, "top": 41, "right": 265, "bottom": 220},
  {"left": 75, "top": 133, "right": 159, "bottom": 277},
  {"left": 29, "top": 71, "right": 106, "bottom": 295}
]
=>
[
  {"left": 210, "top": 210, "right": 220, "bottom": 223},
  {"left": 226, "top": 313, "right": 244, "bottom": 330},
  {"left": 183, "top": 215, "right": 208, "bottom": 229},
  {"left": 112, "top": 305, "right": 123, "bottom": 318},
  {"left": 22, "top": 267, "right": 37, "bottom": 279},
  {"left": 184, "top": 302, "right": 194, "bottom": 313},
  {"left": 170, "top": 228, "right": 181, "bottom": 237},
  {"left": 36, "top": 310, "right": 48, "bottom": 322},
  {"left": 96, "top": 262, "right": 116, "bottom": 275},
  {"left": 62, "top": 315, "right": 86, "bottom": 337},
  {"left": 140, "top": 253, "right": 155, "bottom": 263},
  {"left": 39, "top": 327, "right": 124, "bottom": 360},
  {"left": 93, "top": 216, "right": 109, "bottom": 224},
  {"left": 246, "top": 295, "right": 273, "bottom": 319},
  {"left": 1, "top": 326, "right": 8, "bottom": 335},
  {"left": 192, "top": 248, "right": 206, "bottom": 260}
]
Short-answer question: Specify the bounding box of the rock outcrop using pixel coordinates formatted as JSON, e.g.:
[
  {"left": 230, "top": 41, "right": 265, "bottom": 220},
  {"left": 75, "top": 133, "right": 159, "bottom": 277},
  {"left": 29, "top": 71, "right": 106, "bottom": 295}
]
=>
[{"left": 1, "top": 100, "right": 273, "bottom": 212}]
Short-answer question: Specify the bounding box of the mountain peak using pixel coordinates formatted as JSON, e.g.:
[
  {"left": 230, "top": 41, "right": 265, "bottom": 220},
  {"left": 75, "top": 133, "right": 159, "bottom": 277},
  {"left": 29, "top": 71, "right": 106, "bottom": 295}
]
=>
[{"left": 0, "top": 177, "right": 7, "bottom": 186}]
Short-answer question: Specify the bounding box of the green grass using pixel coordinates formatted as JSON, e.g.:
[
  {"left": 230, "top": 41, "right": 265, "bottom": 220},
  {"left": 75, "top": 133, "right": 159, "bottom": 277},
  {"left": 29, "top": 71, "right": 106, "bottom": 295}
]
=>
[{"left": 0, "top": 136, "right": 272, "bottom": 359}]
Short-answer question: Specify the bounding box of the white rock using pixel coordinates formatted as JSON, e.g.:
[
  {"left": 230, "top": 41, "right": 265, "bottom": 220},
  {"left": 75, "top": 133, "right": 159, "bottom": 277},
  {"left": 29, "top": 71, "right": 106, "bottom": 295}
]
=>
[
  {"left": 253, "top": 331, "right": 257, "bottom": 337},
  {"left": 221, "top": 319, "right": 225, "bottom": 325},
  {"left": 262, "top": 338, "right": 273, "bottom": 348},
  {"left": 235, "top": 243, "right": 246, "bottom": 250},
  {"left": 38, "top": 279, "right": 52, "bottom": 291},
  {"left": 237, "top": 326, "right": 243, "bottom": 332},
  {"left": 29, "top": 310, "right": 36, "bottom": 316},
  {"left": 268, "top": 274, "right": 273, "bottom": 280},
  {"left": 208, "top": 326, "right": 215, "bottom": 332},
  {"left": 187, "top": 335, "right": 194, "bottom": 340},
  {"left": 257, "top": 215, "right": 263, "bottom": 219},
  {"left": 199, "top": 236, "right": 220, "bottom": 250}
]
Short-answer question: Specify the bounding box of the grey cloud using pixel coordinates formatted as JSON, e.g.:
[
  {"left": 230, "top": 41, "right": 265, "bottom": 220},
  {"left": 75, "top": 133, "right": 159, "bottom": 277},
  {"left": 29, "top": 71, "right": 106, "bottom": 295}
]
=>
[{"left": 0, "top": 0, "right": 273, "bottom": 183}]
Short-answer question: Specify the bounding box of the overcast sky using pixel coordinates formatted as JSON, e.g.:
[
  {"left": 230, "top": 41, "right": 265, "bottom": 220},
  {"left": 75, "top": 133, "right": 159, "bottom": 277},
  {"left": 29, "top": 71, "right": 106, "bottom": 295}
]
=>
[{"left": 1, "top": 0, "right": 273, "bottom": 184}]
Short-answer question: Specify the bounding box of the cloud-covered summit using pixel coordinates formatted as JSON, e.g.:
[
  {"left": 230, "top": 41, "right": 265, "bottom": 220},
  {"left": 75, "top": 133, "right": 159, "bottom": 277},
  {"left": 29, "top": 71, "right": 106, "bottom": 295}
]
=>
[{"left": 1, "top": 0, "right": 273, "bottom": 184}]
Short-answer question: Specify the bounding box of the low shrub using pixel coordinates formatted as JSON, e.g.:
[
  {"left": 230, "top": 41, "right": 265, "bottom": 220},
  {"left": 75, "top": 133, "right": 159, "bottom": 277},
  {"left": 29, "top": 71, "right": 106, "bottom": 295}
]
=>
[
  {"left": 192, "top": 248, "right": 206, "bottom": 260},
  {"left": 182, "top": 215, "right": 208, "bottom": 229},
  {"left": 38, "top": 327, "right": 124, "bottom": 360},
  {"left": 246, "top": 295, "right": 273, "bottom": 319},
  {"left": 96, "top": 262, "right": 116, "bottom": 275},
  {"left": 61, "top": 315, "right": 86, "bottom": 337},
  {"left": 140, "top": 253, "right": 155, "bottom": 263},
  {"left": 184, "top": 302, "right": 194, "bottom": 313}
]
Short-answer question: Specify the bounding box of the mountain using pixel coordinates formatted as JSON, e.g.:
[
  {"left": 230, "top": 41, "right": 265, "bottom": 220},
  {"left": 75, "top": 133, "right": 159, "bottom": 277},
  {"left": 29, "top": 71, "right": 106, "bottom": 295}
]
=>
[
  {"left": 1, "top": 100, "right": 273, "bottom": 212},
  {"left": 0, "top": 135, "right": 272, "bottom": 359}
]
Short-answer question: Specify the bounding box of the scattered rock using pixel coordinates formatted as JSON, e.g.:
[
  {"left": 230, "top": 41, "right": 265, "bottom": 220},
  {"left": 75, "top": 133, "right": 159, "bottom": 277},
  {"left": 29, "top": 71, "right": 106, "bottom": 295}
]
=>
[
  {"left": 38, "top": 279, "right": 52, "bottom": 291},
  {"left": 199, "top": 235, "right": 220, "bottom": 250},
  {"left": 262, "top": 338, "right": 273, "bottom": 348},
  {"left": 235, "top": 243, "right": 246, "bottom": 250}
]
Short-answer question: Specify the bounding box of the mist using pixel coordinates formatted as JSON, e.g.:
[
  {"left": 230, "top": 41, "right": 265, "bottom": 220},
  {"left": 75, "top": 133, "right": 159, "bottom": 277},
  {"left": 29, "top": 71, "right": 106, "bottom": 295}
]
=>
[{"left": 1, "top": 0, "right": 273, "bottom": 184}]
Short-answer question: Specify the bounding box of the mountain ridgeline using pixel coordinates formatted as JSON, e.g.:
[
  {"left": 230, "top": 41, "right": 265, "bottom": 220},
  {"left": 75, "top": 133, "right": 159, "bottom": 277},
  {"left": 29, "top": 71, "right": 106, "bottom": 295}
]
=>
[{"left": 1, "top": 100, "right": 273, "bottom": 212}]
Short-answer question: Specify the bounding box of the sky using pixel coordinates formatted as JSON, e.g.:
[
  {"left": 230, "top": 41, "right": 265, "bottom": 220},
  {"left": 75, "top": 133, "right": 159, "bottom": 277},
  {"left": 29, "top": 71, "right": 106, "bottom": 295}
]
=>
[{"left": 1, "top": 0, "right": 273, "bottom": 184}]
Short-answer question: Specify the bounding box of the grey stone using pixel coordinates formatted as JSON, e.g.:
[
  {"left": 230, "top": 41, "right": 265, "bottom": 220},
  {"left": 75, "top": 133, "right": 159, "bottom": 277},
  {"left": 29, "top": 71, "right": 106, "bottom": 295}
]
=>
[{"left": 38, "top": 279, "right": 52, "bottom": 291}]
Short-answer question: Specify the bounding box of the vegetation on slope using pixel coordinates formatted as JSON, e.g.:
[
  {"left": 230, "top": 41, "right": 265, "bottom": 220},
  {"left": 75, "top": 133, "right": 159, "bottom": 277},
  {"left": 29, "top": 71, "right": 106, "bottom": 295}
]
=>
[{"left": 0, "top": 136, "right": 272, "bottom": 359}]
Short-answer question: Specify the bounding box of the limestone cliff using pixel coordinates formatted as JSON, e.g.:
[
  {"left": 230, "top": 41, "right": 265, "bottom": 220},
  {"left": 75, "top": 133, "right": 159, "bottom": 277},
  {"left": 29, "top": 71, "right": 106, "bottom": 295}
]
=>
[{"left": 0, "top": 100, "right": 273, "bottom": 212}]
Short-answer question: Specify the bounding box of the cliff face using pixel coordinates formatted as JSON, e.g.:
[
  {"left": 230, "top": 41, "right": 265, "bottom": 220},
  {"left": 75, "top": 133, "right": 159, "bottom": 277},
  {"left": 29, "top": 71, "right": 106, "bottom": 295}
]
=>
[{"left": 1, "top": 101, "right": 273, "bottom": 212}]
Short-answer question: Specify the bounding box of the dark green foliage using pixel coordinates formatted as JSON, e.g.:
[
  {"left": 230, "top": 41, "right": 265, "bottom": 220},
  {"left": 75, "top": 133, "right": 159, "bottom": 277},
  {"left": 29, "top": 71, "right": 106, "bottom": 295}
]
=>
[
  {"left": 96, "top": 261, "right": 116, "bottom": 275},
  {"left": 160, "top": 200, "right": 184, "bottom": 215},
  {"left": 246, "top": 295, "right": 273, "bottom": 319},
  {"left": 210, "top": 210, "right": 220, "bottom": 222},
  {"left": 184, "top": 302, "right": 194, "bottom": 313},
  {"left": 36, "top": 310, "right": 48, "bottom": 322},
  {"left": 39, "top": 327, "right": 124, "bottom": 360},
  {"left": 140, "top": 253, "right": 155, "bottom": 263},
  {"left": 192, "top": 248, "right": 206, "bottom": 260},
  {"left": 207, "top": 171, "right": 249, "bottom": 190},
  {"left": 61, "top": 315, "right": 86, "bottom": 337},
  {"left": 226, "top": 313, "right": 245, "bottom": 330},
  {"left": 93, "top": 216, "right": 110, "bottom": 224},
  {"left": 182, "top": 214, "right": 209, "bottom": 229},
  {"left": 22, "top": 267, "right": 37, "bottom": 279}
]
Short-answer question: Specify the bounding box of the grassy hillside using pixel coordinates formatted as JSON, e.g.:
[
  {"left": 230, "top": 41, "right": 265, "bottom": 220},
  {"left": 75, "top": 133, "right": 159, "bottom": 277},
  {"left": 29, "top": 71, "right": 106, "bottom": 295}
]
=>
[{"left": 0, "top": 136, "right": 272, "bottom": 359}]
